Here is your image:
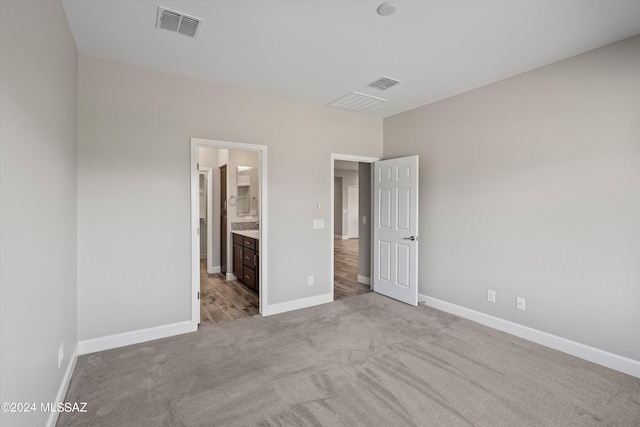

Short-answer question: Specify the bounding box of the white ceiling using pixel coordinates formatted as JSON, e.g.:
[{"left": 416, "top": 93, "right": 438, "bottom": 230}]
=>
[{"left": 61, "top": 0, "right": 640, "bottom": 118}]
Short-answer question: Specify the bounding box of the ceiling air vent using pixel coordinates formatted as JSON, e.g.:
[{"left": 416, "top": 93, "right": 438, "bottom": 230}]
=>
[
  {"left": 368, "top": 76, "right": 401, "bottom": 90},
  {"left": 328, "top": 91, "right": 386, "bottom": 112},
  {"left": 156, "top": 7, "right": 203, "bottom": 38}
]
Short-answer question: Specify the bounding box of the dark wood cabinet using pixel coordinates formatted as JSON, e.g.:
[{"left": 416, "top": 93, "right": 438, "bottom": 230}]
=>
[
  {"left": 233, "top": 242, "right": 244, "bottom": 283},
  {"left": 232, "top": 232, "right": 259, "bottom": 294}
]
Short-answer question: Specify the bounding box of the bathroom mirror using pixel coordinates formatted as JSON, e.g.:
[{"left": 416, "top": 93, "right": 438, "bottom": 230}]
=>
[{"left": 236, "top": 166, "right": 252, "bottom": 214}]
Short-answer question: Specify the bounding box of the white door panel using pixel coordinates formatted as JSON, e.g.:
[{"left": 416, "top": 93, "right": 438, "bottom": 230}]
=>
[
  {"left": 379, "top": 188, "right": 391, "bottom": 229},
  {"left": 397, "top": 243, "right": 410, "bottom": 287},
  {"left": 379, "top": 240, "right": 391, "bottom": 282},
  {"left": 373, "top": 156, "right": 418, "bottom": 306}
]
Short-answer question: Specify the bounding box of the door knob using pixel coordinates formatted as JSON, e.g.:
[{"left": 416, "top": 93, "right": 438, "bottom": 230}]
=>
[{"left": 403, "top": 236, "right": 417, "bottom": 241}]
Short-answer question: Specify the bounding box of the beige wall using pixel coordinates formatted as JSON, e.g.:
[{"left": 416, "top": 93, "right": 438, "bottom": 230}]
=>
[
  {"left": 384, "top": 35, "right": 640, "bottom": 360},
  {"left": 0, "top": 1, "right": 78, "bottom": 426},
  {"left": 77, "top": 56, "right": 382, "bottom": 341}
]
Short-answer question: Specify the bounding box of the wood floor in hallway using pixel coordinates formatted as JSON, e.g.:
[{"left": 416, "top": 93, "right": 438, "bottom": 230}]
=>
[
  {"left": 334, "top": 238, "right": 371, "bottom": 301},
  {"left": 199, "top": 238, "right": 370, "bottom": 327}
]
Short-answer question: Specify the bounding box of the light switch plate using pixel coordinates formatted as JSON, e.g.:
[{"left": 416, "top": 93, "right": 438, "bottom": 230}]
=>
[{"left": 313, "top": 219, "right": 324, "bottom": 229}]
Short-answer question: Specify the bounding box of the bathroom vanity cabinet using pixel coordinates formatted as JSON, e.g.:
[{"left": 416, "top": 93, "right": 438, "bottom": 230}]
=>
[{"left": 232, "top": 232, "right": 259, "bottom": 294}]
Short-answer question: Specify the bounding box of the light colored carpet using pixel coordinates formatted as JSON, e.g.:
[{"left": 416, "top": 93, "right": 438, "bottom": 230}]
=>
[{"left": 59, "top": 293, "right": 640, "bottom": 426}]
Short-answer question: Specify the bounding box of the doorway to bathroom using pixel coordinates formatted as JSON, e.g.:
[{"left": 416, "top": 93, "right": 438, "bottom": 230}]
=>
[{"left": 191, "top": 138, "right": 267, "bottom": 331}]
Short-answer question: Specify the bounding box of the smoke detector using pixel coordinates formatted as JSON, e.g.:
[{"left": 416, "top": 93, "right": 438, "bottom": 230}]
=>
[
  {"left": 377, "top": 2, "right": 397, "bottom": 16},
  {"left": 156, "top": 7, "right": 203, "bottom": 38}
]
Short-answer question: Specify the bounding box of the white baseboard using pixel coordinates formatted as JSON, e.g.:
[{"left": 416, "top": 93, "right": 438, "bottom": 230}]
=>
[
  {"left": 78, "top": 321, "right": 193, "bottom": 355},
  {"left": 419, "top": 294, "right": 640, "bottom": 379},
  {"left": 208, "top": 265, "right": 221, "bottom": 274},
  {"left": 45, "top": 343, "right": 79, "bottom": 427},
  {"left": 226, "top": 273, "right": 238, "bottom": 281},
  {"left": 262, "top": 292, "right": 333, "bottom": 317},
  {"left": 357, "top": 275, "right": 371, "bottom": 286},
  {"left": 334, "top": 235, "right": 348, "bottom": 240}
]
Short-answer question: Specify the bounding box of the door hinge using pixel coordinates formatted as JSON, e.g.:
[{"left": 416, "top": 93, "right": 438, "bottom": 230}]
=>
[
  {"left": 197, "top": 162, "right": 200, "bottom": 169},
  {"left": 197, "top": 227, "right": 200, "bottom": 235},
  {"left": 197, "top": 291, "right": 200, "bottom": 300}
]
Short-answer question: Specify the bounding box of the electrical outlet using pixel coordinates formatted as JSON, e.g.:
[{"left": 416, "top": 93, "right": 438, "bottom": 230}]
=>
[
  {"left": 58, "top": 342, "right": 64, "bottom": 368},
  {"left": 517, "top": 297, "right": 526, "bottom": 311},
  {"left": 307, "top": 275, "right": 314, "bottom": 286},
  {"left": 487, "top": 289, "right": 496, "bottom": 303}
]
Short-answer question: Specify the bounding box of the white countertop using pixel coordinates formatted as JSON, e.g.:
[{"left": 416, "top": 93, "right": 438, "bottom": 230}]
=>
[{"left": 232, "top": 230, "right": 260, "bottom": 239}]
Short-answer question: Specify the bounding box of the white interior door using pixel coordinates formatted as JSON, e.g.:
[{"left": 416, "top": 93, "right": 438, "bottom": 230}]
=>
[{"left": 373, "top": 156, "right": 419, "bottom": 306}]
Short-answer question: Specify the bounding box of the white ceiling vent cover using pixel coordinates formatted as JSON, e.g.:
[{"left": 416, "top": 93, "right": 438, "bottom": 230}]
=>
[
  {"left": 328, "top": 91, "right": 386, "bottom": 112},
  {"left": 156, "top": 7, "right": 203, "bottom": 38},
  {"left": 368, "top": 76, "right": 401, "bottom": 90}
]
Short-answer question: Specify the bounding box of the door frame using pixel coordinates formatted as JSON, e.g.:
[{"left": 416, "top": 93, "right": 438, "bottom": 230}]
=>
[
  {"left": 191, "top": 138, "right": 268, "bottom": 331},
  {"left": 330, "top": 153, "right": 380, "bottom": 300},
  {"left": 198, "top": 167, "right": 214, "bottom": 273}
]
